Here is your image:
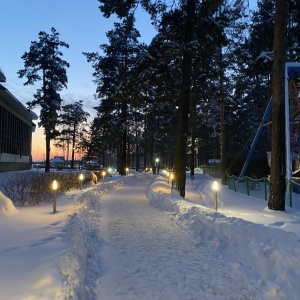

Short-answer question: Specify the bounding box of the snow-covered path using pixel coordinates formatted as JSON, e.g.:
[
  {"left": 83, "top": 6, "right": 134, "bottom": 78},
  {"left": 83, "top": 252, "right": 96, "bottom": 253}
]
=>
[{"left": 95, "top": 173, "right": 254, "bottom": 300}]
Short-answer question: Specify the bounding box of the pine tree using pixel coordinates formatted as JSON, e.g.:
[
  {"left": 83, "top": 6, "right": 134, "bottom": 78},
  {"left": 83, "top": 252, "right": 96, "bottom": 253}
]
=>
[
  {"left": 18, "top": 27, "right": 69, "bottom": 172},
  {"left": 57, "top": 100, "right": 90, "bottom": 168},
  {"left": 84, "top": 15, "right": 144, "bottom": 175}
]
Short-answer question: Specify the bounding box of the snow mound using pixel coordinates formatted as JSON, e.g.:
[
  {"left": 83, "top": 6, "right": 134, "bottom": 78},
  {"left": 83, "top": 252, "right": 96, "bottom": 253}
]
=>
[
  {"left": 0, "top": 191, "right": 19, "bottom": 216},
  {"left": 56, "top": 180, "right": 123, "bottom": 300},
  {"left": 148, "top": 177, "right": 300, "bottom": 300}
]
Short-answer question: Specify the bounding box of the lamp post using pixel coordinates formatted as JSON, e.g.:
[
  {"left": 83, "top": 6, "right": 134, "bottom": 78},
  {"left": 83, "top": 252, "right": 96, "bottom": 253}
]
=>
[
  {"left": 212, "top": 180, "right": 219, "bottom": 211},
  {"left": 52, "top": 180, "right": 57, "bottom": 213},
  {"left": 102, "top": 171, "right": 106, "bottom": 183},
  {"left": 79, "top": 173, "right": 84, "bottom": 190}
]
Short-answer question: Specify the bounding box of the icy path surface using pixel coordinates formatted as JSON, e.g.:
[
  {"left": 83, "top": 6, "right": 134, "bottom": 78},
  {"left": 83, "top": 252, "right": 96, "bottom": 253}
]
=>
[{"left": 96, "top": 173, "right": 253, "bottom": 300}]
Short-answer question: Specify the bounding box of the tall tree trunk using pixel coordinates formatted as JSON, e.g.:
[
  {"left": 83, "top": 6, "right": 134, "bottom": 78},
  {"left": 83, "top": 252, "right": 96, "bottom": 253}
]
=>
[
  {"left": 219, "top": 26, "right": 227, "bottom": 185},
  {"left": 45, "top": 130, "right": 51, "bottom": 173},
  {"left": 127, "top": 135, "right": 131, "bottom": 167},
  {"left": 143, "top": 113, "right": 147, "bottom": 171},
  {"left": 135, "top": 128, "right": 139, "bottom": 171},
  {"left": 71, "top": 124, "right": 76, "bottom": 168},
  {"left": 220, "top": 97, "right": 226, "bottom": 185},
  {"left": 119, "top": 96, "right": 127, "bottom": 176},
  {"left": 268, "top": 0, "right": 287, "bottom": 211},
  {"left": 121, "top": 127, "right": 127, "bottom": 175},
  {"left": 150, "top": 135, "right": 154, "bottom": 173},
  {"left": 173, "top": 0, "right": 195, "bottom": 197},
  {"left": 190, "top": 130, "right": 195, "bottom": 178},
  {"left": 117, "top": 139, "right": 122, "bottom": 174}
]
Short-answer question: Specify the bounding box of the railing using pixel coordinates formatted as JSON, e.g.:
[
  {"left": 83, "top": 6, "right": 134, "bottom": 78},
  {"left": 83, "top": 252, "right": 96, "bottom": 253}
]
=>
[
  {"left": 226, "top": 173, "right": 300, "bottom": 210},
  {"left": 227, "top": 174, "right": 270, "bottom": 201}
]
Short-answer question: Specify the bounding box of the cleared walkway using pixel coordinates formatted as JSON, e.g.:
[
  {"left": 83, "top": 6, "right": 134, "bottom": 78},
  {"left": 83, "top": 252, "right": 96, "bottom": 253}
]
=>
[{"left": 95, "top": 173, "right": 254, "bottom": 300}]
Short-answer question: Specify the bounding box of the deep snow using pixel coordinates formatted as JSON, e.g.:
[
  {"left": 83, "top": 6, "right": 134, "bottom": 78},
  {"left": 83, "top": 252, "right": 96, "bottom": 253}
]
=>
[{"left": 0, "top": 169, "right": 300, "bottom": 299}]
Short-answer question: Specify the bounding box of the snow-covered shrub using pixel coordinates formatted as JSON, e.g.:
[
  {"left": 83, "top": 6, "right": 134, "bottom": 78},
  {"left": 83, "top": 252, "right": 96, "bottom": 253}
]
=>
[
  {"left": 0, "top": 171, "right": 93, "bottom": 206},
  {"left": 0, "top": 172, "right": 54, "bottom": 206}
]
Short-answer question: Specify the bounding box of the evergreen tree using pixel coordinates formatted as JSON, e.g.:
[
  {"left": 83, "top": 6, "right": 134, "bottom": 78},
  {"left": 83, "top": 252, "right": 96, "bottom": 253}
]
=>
[
  {"left": 57, "top": 100, "right": 90, "bottom": 168},
  {"left": 84, "top": 15, "right": 144, "bottom": 175},
  {"left": 18, "top": 27, "right": 69, "bottom": 172},
  {"left": 96, "top": 0, "right": 248, "bottom": 196}
]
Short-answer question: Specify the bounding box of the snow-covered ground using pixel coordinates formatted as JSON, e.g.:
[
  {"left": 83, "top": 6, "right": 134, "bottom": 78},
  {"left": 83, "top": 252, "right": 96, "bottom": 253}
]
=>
[{"left": 1, "top": 169, "right": 300, "bottom": 299}]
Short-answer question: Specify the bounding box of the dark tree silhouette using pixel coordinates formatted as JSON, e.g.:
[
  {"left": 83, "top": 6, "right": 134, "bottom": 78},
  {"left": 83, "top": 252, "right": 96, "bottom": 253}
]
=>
[{"left": 18, "top": 27, "right": 69, "bottom": 172}]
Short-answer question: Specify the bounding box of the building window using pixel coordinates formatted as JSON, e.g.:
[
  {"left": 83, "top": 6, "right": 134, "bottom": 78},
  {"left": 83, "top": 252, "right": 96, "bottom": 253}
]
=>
[{"left": 0, "top": 106, "right": 31, "bottom": 156}]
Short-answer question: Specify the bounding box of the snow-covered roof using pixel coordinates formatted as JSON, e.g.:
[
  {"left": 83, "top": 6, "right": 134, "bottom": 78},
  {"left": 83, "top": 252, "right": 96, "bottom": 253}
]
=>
[
  {"left": 50, "top": 157, "right": 64, "bottom": 163},
  {"left": 0, "top": 83, "right": 37, "bottom": 122}
]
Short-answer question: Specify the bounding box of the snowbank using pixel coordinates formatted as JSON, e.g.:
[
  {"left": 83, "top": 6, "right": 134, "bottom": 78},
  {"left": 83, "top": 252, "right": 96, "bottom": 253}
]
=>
[
  {"left": 0, "top": 191, "right": 19, "bottom": 216},
  {"left": 56, "top": 180, "right": 123, "bottom": 300},
  {"left": 148, "top": 177, "right": 300, "bottom": 300}
]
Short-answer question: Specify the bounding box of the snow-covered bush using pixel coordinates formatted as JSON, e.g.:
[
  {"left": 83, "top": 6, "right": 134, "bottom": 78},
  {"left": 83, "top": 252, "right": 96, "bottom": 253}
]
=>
[{"left": 0, "top": 171, "right": 93, "bottom": 206}]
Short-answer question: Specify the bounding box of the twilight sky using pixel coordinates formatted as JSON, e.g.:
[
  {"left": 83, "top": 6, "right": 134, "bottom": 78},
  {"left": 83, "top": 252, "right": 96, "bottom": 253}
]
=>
[
  {"left": 0, "top": 0, "right": 256, "bottom": 161},
  {"left": 0, "top": 0, "right": 155, "bottom": 160}
]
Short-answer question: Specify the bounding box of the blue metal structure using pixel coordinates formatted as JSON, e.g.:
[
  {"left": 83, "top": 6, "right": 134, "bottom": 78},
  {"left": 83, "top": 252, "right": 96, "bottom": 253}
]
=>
[
  {"left": 238, "top": 97, "right": 272, "bottom": 180},
  {"left": 238, "top": 62, "right": 300, "bottom": 183}
]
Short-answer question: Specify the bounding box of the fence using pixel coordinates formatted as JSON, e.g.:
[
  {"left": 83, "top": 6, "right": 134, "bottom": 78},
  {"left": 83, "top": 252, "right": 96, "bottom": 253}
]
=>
[
  {"left": 226, "top": 174, "right": 300, "bottom": 210},
  {"left": 201, "top": 165, "right": 221, "bottom": 178}
]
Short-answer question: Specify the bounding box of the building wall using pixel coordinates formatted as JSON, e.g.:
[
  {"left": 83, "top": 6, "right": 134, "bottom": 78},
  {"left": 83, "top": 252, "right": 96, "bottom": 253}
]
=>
[
  {"left": 0, "top": 80, "right": 36, "bottom": 171},
  {"left": 0, "top": 105, "right": 33, "bottom": 171}
]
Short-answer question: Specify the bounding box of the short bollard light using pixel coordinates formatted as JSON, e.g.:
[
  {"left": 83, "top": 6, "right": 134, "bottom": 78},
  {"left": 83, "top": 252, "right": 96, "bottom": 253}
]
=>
[
  {"left": 102, "top": 171, "right": 106, "bottom": 183},
  {"left": 52, "top": 180, "right": 57, "bottom": 214},
  {"left": 126, "top": 167, "right": 129, "bottom": 176},
  {"left": 212, "top": 180, "right": 219, "bottom": 211},
  {"left": 79, "top": 173, "right": 84, "bottom": 190}
]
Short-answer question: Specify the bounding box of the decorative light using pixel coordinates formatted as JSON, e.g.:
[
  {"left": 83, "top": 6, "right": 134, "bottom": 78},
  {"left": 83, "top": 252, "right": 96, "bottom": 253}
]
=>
[
  {"left": 52, "top": 180, "right": 57, "bottom": 213},
  {"left": 79, "top": 173, "right": 84, "bottom": 190},
  {"left": 212, "top": 180, "right": 219, "bottom": 211}
]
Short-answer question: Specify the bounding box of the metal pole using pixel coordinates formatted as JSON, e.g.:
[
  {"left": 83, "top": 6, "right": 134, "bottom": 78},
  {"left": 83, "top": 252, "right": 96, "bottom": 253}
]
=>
[
  {"left": 285, "top": 63, "right": 292, "bottom": 202},
  {"left": 238, "top": 97, "right": 273, "bottom": 181},
  {"left": 214, "top": 191, "right": 217, "bottom": 211},
  {"left": 53, "top": 189, "right": 56, "bottom": 213}
]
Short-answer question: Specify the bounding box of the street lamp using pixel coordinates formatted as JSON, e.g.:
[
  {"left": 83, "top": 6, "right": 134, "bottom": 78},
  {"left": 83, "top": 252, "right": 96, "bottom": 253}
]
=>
[
  {"left": 102, "top": 171, "right": 106, "bottom": 183},
  {"left": 212, "top": 180, "right": 219, "bottom": 211},
  {"left": 79, "top": 173, "right": 84, "bottom": 190},
  {"left": 52, "top": 180, "right": 57, "bottom": 214}
]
